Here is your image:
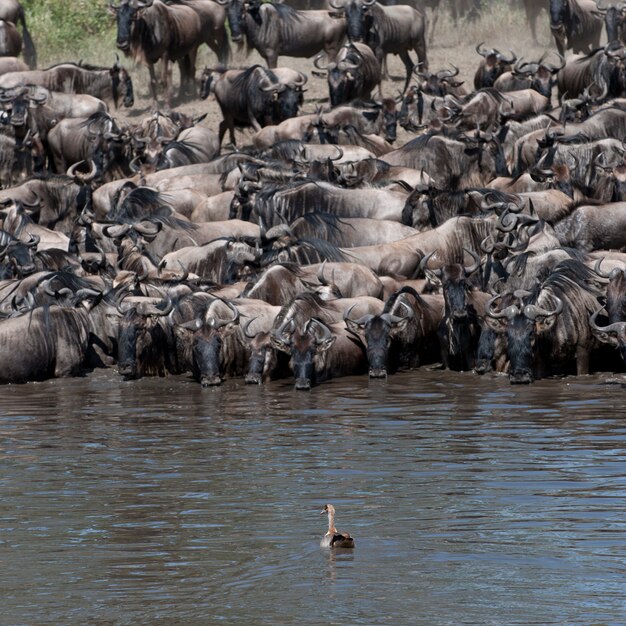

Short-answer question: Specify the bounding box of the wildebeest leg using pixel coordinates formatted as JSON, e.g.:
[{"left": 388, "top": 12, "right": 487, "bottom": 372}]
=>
[
  {"left": 414, "top": 36, "right": 428, "bottom": 73},
  {"left": 265, "top": 50, "right": 278, "bottom": 69},
  {"left": 209, "top": 29, "right": 231, "bottom": 66},
  {"left": 148, "top": 63, "right": 159, "bottom": 104},
  {"left": 429, "top": 5, "right": 439, "bottom": 45},
  {"left": 576, "top": 346, "right": 590, "bottom": 375},
  {"left": 162, "top": 57, "right": 173, "bottom": 107},
  {"left": 399, "top": 50, "right": 414, "bottom": 94}
]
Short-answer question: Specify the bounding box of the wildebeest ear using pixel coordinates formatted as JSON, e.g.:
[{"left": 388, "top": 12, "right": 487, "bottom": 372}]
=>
[
  {"left": 316, "top": 335, "right": 336, "bottom": 353},
  {"left": 344, "top": 318, "right": 364, "bottom": 336},
  {"left": 483, "top": 315, "right": 507, "bottom": 333},
  {"left": 270, "top": 335, "right": 291, "bottom": 353},
  {"left": 424, "top": 269, "right": 442, "bottom": 287},
  {"left": 179, "top": 319, "right": 202, "bottom": 331},
  {"left": 362, "top": 110, "right": 379, "bottom": 123},
  {"left": 217, "top": 320, "right": 239, "bottom": 337},
  {"left": 535, "top": 315, "right": 557, "bottom": 333},
  {"left": 390, "top": 317, "right": 409, "bottom": 336},
  {"left": 328, "top": 10, "right": 344, "bottom": 17}
]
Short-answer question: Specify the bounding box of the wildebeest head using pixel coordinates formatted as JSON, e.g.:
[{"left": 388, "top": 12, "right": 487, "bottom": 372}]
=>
[
  {"left": 179, "top": 300, "right": 240, "bottom": 387},
  {"left": 474, "top": 43, "right": 517, "bottom": 88},
  {"left": 485, "top": 291, "right": 563, "bottom": 384},
  {"left": 0, "top": 231, "right": 39, "bottom": 279},
  {"left": 222, "top": 0, "right": 250, "bottom": 42},
  {"left": 421, "top": 248, "right": 481, "bottom": 321},
  {"left": 110, "top": 0, "right": 154, "bottom": 54},
  {"left": 116, "top": 293, "right": 174, "bottom": 380},
  {"left": 338, "top": 0, "right": 375, "bottom": 44},
  {"left": 343, "top": 302, "right": 410, "bottom": 378},
  {"left": 271, "top": 317, "right": 336, "bottom": 389},
  {"left": 242, "top": 317, "right": 278, "bottom": 384}
]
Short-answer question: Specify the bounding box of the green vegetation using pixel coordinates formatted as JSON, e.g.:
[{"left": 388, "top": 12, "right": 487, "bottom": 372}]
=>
[{"left": 20, "top": 0, "right": 116, "bottom": 63}]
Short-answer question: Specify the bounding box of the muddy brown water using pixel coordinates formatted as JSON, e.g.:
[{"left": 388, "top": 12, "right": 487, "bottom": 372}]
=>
[{"left": 1, "top": 368, "right": 625, "bottom": 624}]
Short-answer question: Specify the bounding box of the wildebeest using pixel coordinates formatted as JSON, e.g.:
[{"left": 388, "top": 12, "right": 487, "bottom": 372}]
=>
[
  {"left": 271, "top": 317, "right": 367, "bottom": 388},
  {"left": 0, "top": 60, "right": 134, "bottom": 109},
  {"left": 222, "top": 0, "right": 346, "bottom": 68},
  {"left": 314, "top": 42, "right": 382, "bottom": 105},
  {"left": 549, "top": 0, "right": 603, "bottom": 56},
  {"left": 332, "top": 0, "right": 428, "bottom": 93},
  {"left": 557, "top": 45, "right": 626, "bottom": 100},
  {"left": 596, "top": 0, "right": 626, "bottom": 45},
  {"left": 474, "top": 43, "right": 517, "bottom": 89},
  {"left": 0, "top": 0, "right": 35, "bottom": 68},
  {"left": 344, "top": 286, "right": 443, "bottom": 376},
  {"left": 201, "top": 65, "right": 306, "bottom": 147},
  {"left": 484, "top": 260, "right": 601, "bottom": 383},
  {"left": 110, "top": 0, "right": 230, "bottom": 104},
  {"left": 589, "top": 258, "right": 626, "bottom": 362}
]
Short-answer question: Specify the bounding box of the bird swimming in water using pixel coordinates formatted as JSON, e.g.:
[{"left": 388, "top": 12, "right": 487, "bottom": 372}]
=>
[{"left": 320, "top": 503, "right": 355, "bottom": 548}]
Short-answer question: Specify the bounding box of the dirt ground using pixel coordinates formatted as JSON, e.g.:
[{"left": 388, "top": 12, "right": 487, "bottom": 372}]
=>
[{"left": 91, "top": 4, "right": 577, "bottom": 146}]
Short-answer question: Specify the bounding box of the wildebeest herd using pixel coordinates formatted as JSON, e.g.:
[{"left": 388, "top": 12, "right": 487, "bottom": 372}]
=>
[{"left": 1, "top": 0, "right": 626, "bottom": 389}]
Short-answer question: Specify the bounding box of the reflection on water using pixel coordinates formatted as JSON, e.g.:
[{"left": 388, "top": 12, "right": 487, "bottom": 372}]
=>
[{"left": 1, "top": 369, "right": 626, "bottom": 624}]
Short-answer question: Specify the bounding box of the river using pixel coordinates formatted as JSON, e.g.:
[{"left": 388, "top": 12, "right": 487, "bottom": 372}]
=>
[{"left": 1, "top": 369, "right": 625, "bottom": 624}]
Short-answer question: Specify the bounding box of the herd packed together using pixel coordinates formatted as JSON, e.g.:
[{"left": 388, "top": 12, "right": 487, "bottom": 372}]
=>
[{"left": 1, "top": 0, "right": 626, "bottom": 389}]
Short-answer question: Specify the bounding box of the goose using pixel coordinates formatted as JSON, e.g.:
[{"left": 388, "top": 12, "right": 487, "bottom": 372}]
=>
[{"left": 320, "top": 503, "right": 355, "bottom": 548}]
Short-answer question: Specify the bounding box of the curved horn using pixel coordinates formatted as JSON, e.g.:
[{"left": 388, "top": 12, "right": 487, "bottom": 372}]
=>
[
  {"left": 523, "top": 296, "right": 563, "bottom": 320},
  {"left": 343, "top": 303, "right": 374, "bottom": 327},
  {"left": 308, "top": 317, "right": 333, "bottom": 341},
  {"left": 210, "top": 299, "right": 240, "bottom": 329},
  {"left": 590, "top": 308, "right": 626, "bottom": 336},
  {"left": 242, "top": 316, "right": 259, "bottom": 339},
  {"left": 418, "top": 250, "right": 442, "bottom": 277},
  {"left": 476, "top": 42, "right": 489, "bottom": 58},
  {"left": 486, "top": 294, "right": 521, "bottom": 320},
  {"left": 67, "top": 159, "right": 98, "bottom": 183},
  {"left": 463, "top": 247, "right": 481, "bottom": 276},
  {"left": 317, "top": 260, "right": 329, "bottom": 285}
]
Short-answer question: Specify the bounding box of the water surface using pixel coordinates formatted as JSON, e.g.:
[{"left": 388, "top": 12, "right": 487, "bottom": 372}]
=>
[{"left": 1, "top": 370, "right": 625, "bottom": 624}]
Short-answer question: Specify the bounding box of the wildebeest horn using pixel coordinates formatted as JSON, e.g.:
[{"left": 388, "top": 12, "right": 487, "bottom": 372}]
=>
[
  {"left": 317, "top": 260, "right": 329, "bottom": 285},
  {"left": 314, "top": 52, "right": 330, "bottom": 71},
  {"left": 343, "top": 303, "right": 374, "bottom": 327},
  {"left": 208, "top": 299, "right": 240, "bottom": 329},
  {"left": 308, "top": 317, "right": 333, "bottom": 342},
  {"left": 437, "top": 65, "right": 460, "bottom": 79},
  {"left": 292, "top": 72, "right": 308, "bottom": 87},
  {"left": 242, "top": 316, "right": 259, "bottom": 339},
  {"left": 139, "top": 294, "right": 173, "bottom": 317},
  {"left": 216, "top": 0, "right": 229, "bottom": 5},
  {"left": 67, "top": 159, "right": 98, "bottom": 183},
  {"left": 497, "top": 210, "right": 519, "bottom": 232},
  {"left": 328, "top": 0, "right": 344, "bottom": 8},
  {"left": 589, "top": 308, "right": 626, "bottom": 337},
  {"left": 513, "top": 289, "right": 532, "bottom": 302},
  {"left": 25, "top": 233, "right": 39, "bottom": 248},
  {"left": 545, "top": 52, "right": 565, "bottom": 73},
  {"left": 259, "top": 76, "right": 285, "bottom": 93},
  {"left": 109, "top": 1, "right": 121, "bottom": 10},
  {"left": 134, "top": 220, "right": 162, "bottom": 236},
  {"left": 523, "top": 297, "right": 563, "bottom": 321},
  {"left": 418, "top": 250, "right": 442, "bottom": 277},
  {"left": 463, "top": 247, "right": 481, "bottom": 276},
  {"left": 498, "top": 49, "right": 517, "bottom": 65},
  {"left": 594, "top": 258, "right": 623, "bottom": 280},
  {"left": 132, "top": 0, "right": 154, "bottom": 8},
  {"left": 486, "top": 294, "right": 520, "bottom": 320},
  {"left": 476, "top": 42, "right": 489, "bottom": 58}
]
